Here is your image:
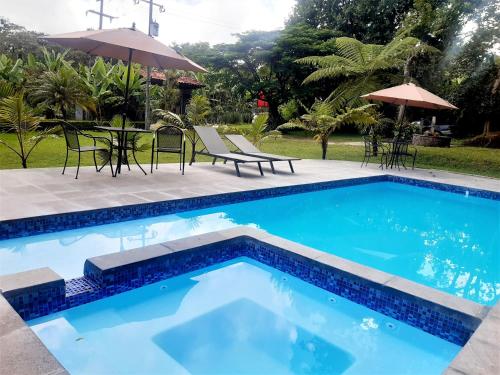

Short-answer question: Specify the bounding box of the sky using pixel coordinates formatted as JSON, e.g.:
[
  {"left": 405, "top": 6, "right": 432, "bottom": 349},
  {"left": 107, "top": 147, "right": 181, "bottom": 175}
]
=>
[{"left": 2, "top": 0, "right": 296, "bottom": 45}]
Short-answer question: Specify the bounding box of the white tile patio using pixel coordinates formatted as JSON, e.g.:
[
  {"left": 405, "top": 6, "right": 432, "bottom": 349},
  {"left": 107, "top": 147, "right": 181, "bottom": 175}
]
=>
[{"left": 0, "top": 159, "right": 498, "bottom": 221}]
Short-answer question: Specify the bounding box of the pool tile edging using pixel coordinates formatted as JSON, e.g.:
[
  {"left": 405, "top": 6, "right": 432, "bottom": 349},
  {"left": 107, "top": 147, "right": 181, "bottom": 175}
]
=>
[
  {"left": 1, "top": 174, "right": 499, "bottom": 240},
  {"left": 2, "top": 228, "right": 488, "bottom": 342},
  {"left": 0, "top": 227, "right": 496, "bottom": 375}
]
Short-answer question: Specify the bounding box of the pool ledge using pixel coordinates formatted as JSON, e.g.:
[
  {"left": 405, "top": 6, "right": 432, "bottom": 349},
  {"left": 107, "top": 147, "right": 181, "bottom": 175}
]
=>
[
  {"left": 0, "top": 294, "right": 67, "bottom": 375},
  {"left": 0, "top": 227, "right": 498, "bottom": 375}
]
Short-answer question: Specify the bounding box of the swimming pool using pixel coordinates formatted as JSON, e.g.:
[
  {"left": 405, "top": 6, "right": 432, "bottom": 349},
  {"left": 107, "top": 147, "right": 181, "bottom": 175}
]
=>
[
  {"left": 1, "top": 181, "right": 499, "bottom": 305},
  {"left": 29, "top": 258, "right": 460, "bottom": 374}
]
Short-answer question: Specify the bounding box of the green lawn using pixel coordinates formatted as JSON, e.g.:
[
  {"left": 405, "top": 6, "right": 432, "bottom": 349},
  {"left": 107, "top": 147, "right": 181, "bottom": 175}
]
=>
[{"left": 1, "top": 131, "right": 499, "bottom": 178}]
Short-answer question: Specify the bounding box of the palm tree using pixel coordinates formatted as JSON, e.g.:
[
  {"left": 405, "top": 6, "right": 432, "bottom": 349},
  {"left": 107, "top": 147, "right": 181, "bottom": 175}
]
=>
[
  {"left": 30, "top": 66, "right": 93, "bottom": 120},
  {"left": 243, "top": 113, "right": 280, "bottom": 145},
  {"left": 186, "top": 95, "right": 211, "bottom": 126},
  {"left": 298, "top": 36, "right": 435, "bottom": 108},
  {"left": 279, "top": 100, "right": 377, "bottom": 159},
  {"left": 0, "top": 92, "right": 54, "bottom": 168}
]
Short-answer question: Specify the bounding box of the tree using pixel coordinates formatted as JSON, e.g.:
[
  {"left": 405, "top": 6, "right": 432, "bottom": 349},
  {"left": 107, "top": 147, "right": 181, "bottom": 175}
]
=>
[
  {"left": 289, "top": 0, "right": 415, "bottom": 44},
  {"left": 81, "top": 57, "right": 116, "bottom": 121},
  {"left": 242, "top": 113, "right": 281, "bottom": 145},
  {"left": 30, "top": 66, "right": 93, "bottom": 120},
  {"left": 279, "top": 100, "right": 377, "bottom": 159},
  {"left": 186, "top": 95, "right": 211, "bottom": 126},
  {"left": 298, "top": 36, "right": 435, "bottom": 109},
  {"left": 179, "top": 24, "right": 338, "bottom": 128},
  {"left": 0, "top": 92, "right": 53, "bottom": 168}
]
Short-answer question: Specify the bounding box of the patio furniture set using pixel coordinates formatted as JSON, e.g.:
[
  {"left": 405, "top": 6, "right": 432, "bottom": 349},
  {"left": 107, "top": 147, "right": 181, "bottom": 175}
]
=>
[
  {"left": 61, "top": 122, "right": 300, "bottom": 179},
  {"left": 361, "top": 136, "right": 417, "bottom": 170}
]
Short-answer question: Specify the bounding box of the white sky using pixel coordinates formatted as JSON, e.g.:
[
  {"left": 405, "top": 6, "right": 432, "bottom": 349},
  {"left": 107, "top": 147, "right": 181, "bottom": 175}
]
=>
[{"left": 2, "top": 0, "right": 296, "bottom": 45}]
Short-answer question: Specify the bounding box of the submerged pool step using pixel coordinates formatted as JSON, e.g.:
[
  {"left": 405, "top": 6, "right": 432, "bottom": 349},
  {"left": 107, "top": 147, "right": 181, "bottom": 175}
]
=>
[{"left": 0, "top": 227, "right": 487, "bottom": 348}]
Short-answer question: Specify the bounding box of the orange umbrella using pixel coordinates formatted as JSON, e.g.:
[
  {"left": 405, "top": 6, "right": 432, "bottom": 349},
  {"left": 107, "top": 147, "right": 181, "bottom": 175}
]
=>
[{"left": 361, "top": 83, "right": 458, "bottom": 110}]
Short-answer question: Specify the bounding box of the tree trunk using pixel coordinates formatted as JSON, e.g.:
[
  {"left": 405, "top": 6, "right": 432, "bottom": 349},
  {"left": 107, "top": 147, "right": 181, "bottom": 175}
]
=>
[
  {"left": 321, "top": 137, "right": 328, "bottom": 160},
  {"left": 22, "top": 159, "right": 27, "bottom": 168},
  {"left": 483, "top": 120, "right": 491, "bottom": 136},
  {"left": 266, "top": 101, "right": 283, "bottom": 130}
]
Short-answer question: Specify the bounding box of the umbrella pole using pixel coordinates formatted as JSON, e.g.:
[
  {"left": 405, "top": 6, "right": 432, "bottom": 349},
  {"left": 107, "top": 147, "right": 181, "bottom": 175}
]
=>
[{"left": 116, "top": 48, "right": 134, "bottom": 176}]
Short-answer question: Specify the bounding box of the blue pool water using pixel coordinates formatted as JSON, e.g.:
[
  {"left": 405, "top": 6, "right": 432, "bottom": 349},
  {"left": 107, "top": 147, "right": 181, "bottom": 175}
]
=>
[
  {"left": 1, "top": 182, "right": 499, "bottom": 305},
  {"left": 29, "top": 258, "right": 460, "bottom": 374}
]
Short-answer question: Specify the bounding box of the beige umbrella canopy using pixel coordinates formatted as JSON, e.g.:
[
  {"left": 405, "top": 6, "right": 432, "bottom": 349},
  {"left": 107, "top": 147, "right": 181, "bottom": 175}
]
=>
[
  {"left": 43, "top": 26, "right": 207, "bottom": 174},
  {"left": 44, "top": 27, "right": 207, "bottom": 72},
  {"left": 361, "top": 83, "right": 458, "bottom": 110}
]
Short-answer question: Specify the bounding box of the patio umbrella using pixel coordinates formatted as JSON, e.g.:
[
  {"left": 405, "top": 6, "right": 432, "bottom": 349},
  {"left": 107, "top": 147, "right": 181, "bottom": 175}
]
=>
[
  {"left": 43, "top": 25, "right": 206, "bottom": 174},
  {"left": 361, "top": 83, "right": 458, "bottom": 110},
  {"left": 44, "top": 25, "right": 206, "bottom": 130}
]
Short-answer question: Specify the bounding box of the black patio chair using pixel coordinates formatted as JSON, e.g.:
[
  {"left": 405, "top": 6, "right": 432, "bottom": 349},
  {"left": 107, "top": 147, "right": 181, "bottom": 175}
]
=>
[
  {"left": 61, "top": 122, "right": 114, "bottom": 179},
  {"left": 393, "top": 141, "right": 417, "bottom": 170},
  {"left": 150, "top": 125, "right": 186, "bottom": 174},
  {"left": 361, "top": 136, "right": 389, "bottom": 168}
]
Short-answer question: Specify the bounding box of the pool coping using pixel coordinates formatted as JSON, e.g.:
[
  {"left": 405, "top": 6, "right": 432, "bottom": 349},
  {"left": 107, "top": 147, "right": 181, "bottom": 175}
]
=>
[
  {"left": 1, "top": 173, "right": 499, "bottom": 240},
  {"left": 1, "top": 227, "right": 498, "bottom": 375}
]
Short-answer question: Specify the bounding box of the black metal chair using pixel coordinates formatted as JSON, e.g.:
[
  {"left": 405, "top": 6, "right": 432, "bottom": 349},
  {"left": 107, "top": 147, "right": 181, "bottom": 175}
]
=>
[
  {"left": 393, "top": 141, "right": 417, "bottom": 170},
  {"left": 151, "top": 125, "right": 186, "bottom": 174},
  {"left": 362, "top": 136, "right": 389, "bottom": 168},
  {"left": 61, "top": 122, "right": 114, "bottom": 179}
]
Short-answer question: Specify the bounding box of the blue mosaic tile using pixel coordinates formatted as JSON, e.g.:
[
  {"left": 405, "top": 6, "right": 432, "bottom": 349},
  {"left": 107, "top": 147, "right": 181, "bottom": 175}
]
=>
[
  {"left": 0, "top": 175, "right": 497, "bottom": 240},
  {"left": 0, "top": 176, "right": 385, "bottom": 240},
  {"left": 7, "top": 236, "right": 480, "bottom": 347}
]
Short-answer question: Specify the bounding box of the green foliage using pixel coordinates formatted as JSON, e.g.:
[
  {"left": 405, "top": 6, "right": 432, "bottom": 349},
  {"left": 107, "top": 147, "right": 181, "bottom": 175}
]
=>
[
  {"left": 0, "top": 54, "right": 24, "bottom": 87},
  {"left": 298, "top": 36, "right": 436, "bottom": 109},
  {"left": 0, "top": 91, "right": 54, "bottom": 168},
  {"left": 81, "top": 57, "right": 116, "bottom": 120},
  {"left": 29, "top": 66, "right": 93, "bottom": 119},
  {"left": 242, "top": 113, "right": 281, "bottom": 145},
  {"left": 186, "top": 95, "right": 211, "bottom": 126},
  {"left": 289, "top": 0, "right": 416, "bottom": 44},
  {"left": 279, "top": 99, "right": 377, "bottom": 159},
  {"left": 278, "top": 100, "right": 299, "bottom": 121}
]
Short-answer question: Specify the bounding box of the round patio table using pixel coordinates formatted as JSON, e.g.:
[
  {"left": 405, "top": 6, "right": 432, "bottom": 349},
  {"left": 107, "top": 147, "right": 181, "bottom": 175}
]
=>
[{"left": 95, "top": 126, "right": 151, "bottom": 177}]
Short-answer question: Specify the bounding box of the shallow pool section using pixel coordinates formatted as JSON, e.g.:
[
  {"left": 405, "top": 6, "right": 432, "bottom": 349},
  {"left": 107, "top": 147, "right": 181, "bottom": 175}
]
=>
[
  {"left": 29, "top": 258, "right": 460, "bottom": 374},
  {"left": 3, "top": 181, "right": 499, "bottom": 305}
]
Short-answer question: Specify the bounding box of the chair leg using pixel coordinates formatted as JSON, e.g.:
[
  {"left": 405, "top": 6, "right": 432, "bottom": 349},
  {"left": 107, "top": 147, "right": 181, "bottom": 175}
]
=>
[
  {"left": 234, "top": 162, "right": 241, "bottom": 177},
  {"left": 156, "top": 150, "right": 159, "bottom": 170},
  {"left": 212, "top": 157, "right": 217, "bottom": 165},
  {"left": 108, "top": 150, "right": 114, "bottom": 176},
  {"left": 269, "top": 161, "right": 275, "bottom": 174},
  {"left": 75, "top": 152, "right": 81, "bottom": 179},
  {"left": 132, "top": 147, "right": 147, "bottom": 175},
  {"left": 93, "top": 150, "right": 98, "bottom": 172},
  {"left": 257, "top": 162, "right": 263, "bottom": 176},
  {"left": 150, "top": 140, "right": 155, "bottom": 174},
  {"left": 288, "top": 160, "right": 295, "bottom": 173},
  {"left": 62, "top": 148, "right": 69, "bottom": 175},
  {"left": 182, "top": 148, "right": 185, "bottom": 175}
]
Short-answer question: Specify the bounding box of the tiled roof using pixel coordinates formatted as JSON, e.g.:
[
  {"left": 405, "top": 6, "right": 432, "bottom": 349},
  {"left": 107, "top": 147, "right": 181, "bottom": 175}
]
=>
[{"left": 140, "top": 70, "right": 204, "bottom": 87}]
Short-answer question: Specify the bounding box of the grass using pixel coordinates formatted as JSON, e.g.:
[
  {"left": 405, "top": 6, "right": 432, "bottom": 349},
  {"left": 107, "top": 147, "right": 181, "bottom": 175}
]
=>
[{"left": 0, "top": 130, "right": 499, "bottom": 178}]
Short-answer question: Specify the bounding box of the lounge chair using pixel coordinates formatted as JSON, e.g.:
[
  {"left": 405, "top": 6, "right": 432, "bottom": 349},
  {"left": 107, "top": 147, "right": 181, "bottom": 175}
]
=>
[
  {"left": 225, "top": 134, "right": 300, "bottom": 173},
  {"left": 192, "top": 126, "right": 267, "bottom": 177}
]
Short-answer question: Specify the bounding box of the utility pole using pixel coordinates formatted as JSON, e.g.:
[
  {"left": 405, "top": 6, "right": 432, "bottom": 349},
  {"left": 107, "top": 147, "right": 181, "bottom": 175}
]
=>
[
  {"left": 134, "top": 0, "right": 165, "bottom": 129},
  {"left": 86, "top": 0, "right": 117, "bottom": 30}
]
